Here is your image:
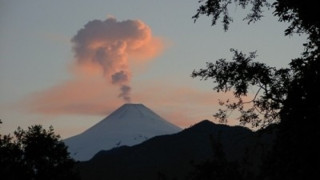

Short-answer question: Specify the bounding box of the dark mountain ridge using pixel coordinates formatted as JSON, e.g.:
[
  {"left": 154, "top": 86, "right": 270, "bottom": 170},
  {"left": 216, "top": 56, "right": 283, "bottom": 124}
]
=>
[{"left": 78, "top": 120, "right": 276, "bottom": 180}]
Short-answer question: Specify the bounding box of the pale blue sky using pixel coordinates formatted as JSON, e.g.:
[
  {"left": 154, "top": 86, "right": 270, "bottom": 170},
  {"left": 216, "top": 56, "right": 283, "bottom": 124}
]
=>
[{"left": 0, "top": 0, "right": 306, "bottom": 138}]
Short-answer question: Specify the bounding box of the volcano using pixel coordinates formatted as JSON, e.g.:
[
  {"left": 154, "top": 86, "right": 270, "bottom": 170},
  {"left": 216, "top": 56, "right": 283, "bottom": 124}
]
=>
[{"left": 64, "top": 104, "right": 181, "bottom": 161}]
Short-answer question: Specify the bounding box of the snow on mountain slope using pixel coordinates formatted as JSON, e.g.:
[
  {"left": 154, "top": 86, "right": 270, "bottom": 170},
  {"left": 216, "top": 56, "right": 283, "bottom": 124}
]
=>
[{"left": 64, "top": 104, "right": 181, "bottom": 161}]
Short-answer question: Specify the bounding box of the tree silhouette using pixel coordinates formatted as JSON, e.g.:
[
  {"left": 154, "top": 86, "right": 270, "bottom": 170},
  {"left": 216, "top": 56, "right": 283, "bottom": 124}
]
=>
[
  {"left": 192, "top": 0, "right": 320, "bottom": 179},
  {"left": 192, "top": 49, "right": 290, "bottom": 127},
  {"left": 192, "top": 0, "right": 320, "bottom": 128},
  {"left": 0, "top": 122, "right": 79, "bottom": 180}
]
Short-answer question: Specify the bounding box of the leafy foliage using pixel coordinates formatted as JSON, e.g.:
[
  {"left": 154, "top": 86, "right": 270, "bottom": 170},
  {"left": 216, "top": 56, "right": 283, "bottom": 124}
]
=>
[
  {"left": 192, "top": 0, "right": 320, "bottom": 128},
  {"left": 193, "top": 0, "right": 320, "bottom": 53},
  {"left": 192, "top": 0, "right": 320, "bottom": 178},
  {"left": 192, "top": 49, "right": 292, "bottom": 127},
  {"left": 193, "top": 0, "right": 271, "bottom": 31},
  {"left": 0, "top": 122, "right": 79, "bottom": 180}
]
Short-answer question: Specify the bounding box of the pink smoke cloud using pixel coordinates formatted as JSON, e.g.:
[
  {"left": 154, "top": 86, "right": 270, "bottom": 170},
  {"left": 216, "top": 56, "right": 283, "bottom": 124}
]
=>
[
  {"left": 23, "top": 78, "right": 226, "bottom": 129},
  {"left": 71, "top": 17, "right": 163, "bottom": 102},
  {"left": 20, "top": 16, "right": 244, "bottom": 128},
  {"left": 131, "top": 81, "right": 240, "bottom": 128},
  {"left": 19, "top": 17, "right": 165, "bottom": 116},
  {"left": 23, "top": 77, "right": 123, "bottom": 115}
]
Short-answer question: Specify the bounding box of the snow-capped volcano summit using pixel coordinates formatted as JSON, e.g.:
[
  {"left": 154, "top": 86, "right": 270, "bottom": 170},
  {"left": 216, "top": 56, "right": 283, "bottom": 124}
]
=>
[{"left": 64, "top": 104, "right": 181, "bottom": 161}]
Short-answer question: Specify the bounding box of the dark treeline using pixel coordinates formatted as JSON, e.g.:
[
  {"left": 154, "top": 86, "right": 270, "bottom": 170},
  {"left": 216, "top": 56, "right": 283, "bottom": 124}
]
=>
[
  {"left": 0, "top": 120, "right": 80, "bottom": 180},
  {"left": 192, "top": 0, "right": 320, "bottom": 179}
]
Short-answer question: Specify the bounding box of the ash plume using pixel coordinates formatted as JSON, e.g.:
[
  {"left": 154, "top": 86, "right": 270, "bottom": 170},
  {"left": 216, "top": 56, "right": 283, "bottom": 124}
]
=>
[{"left": 71, "top": 17, "right": 162, "bottom": 102}]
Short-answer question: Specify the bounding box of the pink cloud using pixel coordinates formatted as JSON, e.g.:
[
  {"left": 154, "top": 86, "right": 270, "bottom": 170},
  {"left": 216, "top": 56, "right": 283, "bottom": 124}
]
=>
[
  {"left": 20, "top": 75, "right": 246, "bottom": 129},
  {"left": 19, "top": 17, "right": 246, "bottom": 128},
  {"left": 23, "top": 77, "right": 122, "bottom": 115},
  {"left": 21, "top": 17, "right": 165, "bottom": 116},
  {"left": 131, "top": 82, "right": 236, "bottom": 127},
  {"left": 71, "top": 17, "right": 164, "bottom": 102}
]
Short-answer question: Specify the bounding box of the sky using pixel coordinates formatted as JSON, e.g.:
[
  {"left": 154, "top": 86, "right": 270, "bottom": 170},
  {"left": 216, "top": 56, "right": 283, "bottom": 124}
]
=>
[{"left": 0, "top": 0, "right": 307, "bottom": 139}]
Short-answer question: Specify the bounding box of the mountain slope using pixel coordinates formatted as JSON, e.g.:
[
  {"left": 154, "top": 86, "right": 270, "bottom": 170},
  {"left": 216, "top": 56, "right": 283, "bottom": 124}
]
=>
[
  {"left": 78, "top": 120, "right": 275, "bottom": 180},
  {"left": 64, "top": 104, "right": 181, "bottom": 161}
]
